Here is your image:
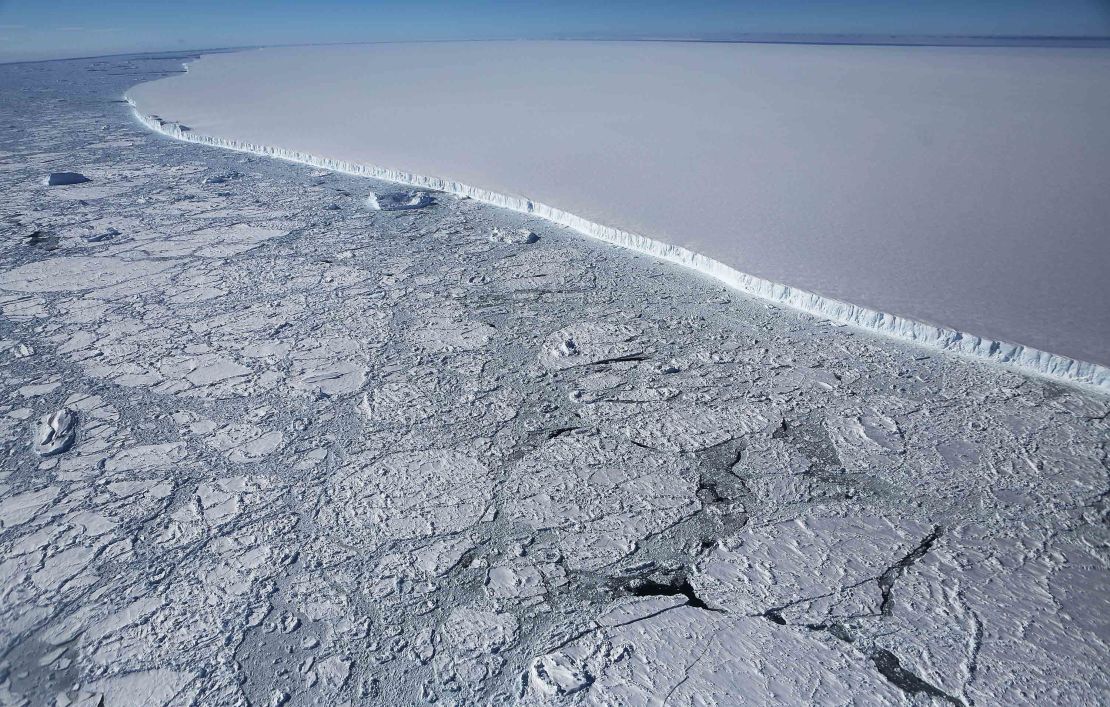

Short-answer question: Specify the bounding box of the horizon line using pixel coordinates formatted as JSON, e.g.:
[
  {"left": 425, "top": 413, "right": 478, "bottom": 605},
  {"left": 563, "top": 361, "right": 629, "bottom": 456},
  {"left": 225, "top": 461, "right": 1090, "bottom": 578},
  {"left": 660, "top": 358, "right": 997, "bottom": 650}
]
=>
[{"left": 4, "top": 33, "right": 1109, "bottom": 66}]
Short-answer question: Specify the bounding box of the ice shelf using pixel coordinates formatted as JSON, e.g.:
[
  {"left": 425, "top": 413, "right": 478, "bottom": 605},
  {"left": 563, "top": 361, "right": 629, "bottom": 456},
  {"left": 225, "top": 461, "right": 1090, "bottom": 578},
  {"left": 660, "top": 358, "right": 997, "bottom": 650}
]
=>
[
  {"left": 128, "top": 98, "right": 1108, "bottom": 392},
  {"left": 126, "top": 43, "right": 1110, "bottom": 390}
]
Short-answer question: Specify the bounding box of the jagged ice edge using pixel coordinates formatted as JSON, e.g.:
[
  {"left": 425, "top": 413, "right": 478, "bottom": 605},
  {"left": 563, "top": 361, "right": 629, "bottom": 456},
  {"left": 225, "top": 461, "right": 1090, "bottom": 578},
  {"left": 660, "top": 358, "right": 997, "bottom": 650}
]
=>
[{"left": 126, "top": 97, "right": 1109, "bottom": 393}]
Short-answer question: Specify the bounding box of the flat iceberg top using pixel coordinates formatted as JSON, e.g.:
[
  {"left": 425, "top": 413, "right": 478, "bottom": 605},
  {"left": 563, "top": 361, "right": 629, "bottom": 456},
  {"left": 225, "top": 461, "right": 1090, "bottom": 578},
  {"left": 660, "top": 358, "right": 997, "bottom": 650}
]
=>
[{"left": 128, "top": 41, "right": 1110, "bottom": 366}]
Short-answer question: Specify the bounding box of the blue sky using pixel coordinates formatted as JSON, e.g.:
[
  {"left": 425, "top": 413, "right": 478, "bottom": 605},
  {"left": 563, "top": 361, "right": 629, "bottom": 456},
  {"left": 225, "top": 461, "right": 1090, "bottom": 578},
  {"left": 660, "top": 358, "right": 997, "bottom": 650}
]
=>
[{"left": 1, "top": 0, "right": 1108, "bottom": 62}]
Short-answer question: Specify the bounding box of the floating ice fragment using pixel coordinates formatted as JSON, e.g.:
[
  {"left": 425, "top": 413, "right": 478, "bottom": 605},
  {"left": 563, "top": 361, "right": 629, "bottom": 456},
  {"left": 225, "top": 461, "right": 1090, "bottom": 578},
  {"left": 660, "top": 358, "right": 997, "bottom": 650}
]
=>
[
  {"left": 392, "top": 192, "right": 434, "bottom": 209},
  {"left": 366, "top": 189, "right": 435, "bottom": 211},
  {"left": 539, "top": 321, "right": 644, "bottom": 370},
  {"left": 490, "top": 227, "right": 539, "bottom": 244},
  {"left": 209, "top": 423, "right": 285, "bottom": 463},
  {"left": 22, "top": 230, "right": 59, "bottom": 250},
  {"left": 0, "top": 255, "right": 173, "bottom": 293},
  {"left": 43, "top": 172, "right": 90, "bottom": 186},
  {"left": 34, "top": 408, "right": 78, "bottom": 456},
  {"left": 486, "top": 564, "right": 546, "bottom": 599},
  {"left": 53, "top": 689, "right": 104, "bottom": 707},
  {"left": 86, "top": 669, "right": 194, "bottom": 706},
  {"left": 442, "top": 608, "right": 519, "bottom": 654},
  {"left": 0, "top": 485, "right": 61, "bottom": 529},
  {"left": 83, "top": 227, "right": 119, "bottom": 243},
  {"left": 202, "top": 171, "right": 240, "bottom": 185},
  {"left": 529, "top": 653, "right": 592, "bottom": 697}
]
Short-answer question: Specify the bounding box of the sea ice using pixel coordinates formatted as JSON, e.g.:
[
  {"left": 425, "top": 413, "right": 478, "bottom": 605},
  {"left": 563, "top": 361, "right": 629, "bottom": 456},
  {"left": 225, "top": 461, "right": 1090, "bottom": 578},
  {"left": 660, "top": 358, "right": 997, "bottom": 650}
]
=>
[{"left": 0, "top": 51, "right": 1106, "bottom": 707}]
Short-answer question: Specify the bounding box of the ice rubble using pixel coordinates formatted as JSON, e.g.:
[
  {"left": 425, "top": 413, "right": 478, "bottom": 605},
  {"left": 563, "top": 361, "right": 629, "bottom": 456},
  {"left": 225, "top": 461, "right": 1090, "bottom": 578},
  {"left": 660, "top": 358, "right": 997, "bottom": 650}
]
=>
[{"left": 127, "top": 94, "right": 1109, "bottom": 392}]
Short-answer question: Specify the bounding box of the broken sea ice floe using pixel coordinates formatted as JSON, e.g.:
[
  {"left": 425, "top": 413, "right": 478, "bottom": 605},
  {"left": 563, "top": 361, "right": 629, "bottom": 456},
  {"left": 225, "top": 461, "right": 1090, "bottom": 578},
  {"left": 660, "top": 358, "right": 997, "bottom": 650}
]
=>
[
  {"left": 202, "top": 171, "right": 240, "bottom": 185},
  {"left": 490, "top": 227, "right": 539, "bottom": 244},
  {"left": 82, "top": 227, "right": 119, "bottom": 243},
  {"left": 33, "top": 407, "right": 78, "bottom": 456},
  {"left": 529, "top": 653, "right": 592, "bottom": 697},
  {"left": 366, "top": 189, "right": 435, "bottom": 211},
  {"left": 22, "top": 230, "right": 59, "bottom": 250},
  {"left": 42, "top": 172, "right": 90, "bottom": 186},
  {"left": 539, "top": 321, "right": 645, "bottom": 370}
]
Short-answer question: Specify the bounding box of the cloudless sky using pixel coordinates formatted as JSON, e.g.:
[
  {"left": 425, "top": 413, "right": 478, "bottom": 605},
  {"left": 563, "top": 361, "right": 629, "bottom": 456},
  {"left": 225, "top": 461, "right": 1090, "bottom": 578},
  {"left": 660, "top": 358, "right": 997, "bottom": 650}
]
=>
[{"left": 1, "top": 0, "right": 1108, "bottom": 62}]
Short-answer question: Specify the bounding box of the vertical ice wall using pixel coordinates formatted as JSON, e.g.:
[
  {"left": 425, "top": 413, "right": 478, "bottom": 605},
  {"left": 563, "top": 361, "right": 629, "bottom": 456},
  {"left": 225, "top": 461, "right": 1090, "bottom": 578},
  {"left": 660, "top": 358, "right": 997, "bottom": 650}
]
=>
[{"left": 128, "top": 100, "right": 1109, "bottom": 392}]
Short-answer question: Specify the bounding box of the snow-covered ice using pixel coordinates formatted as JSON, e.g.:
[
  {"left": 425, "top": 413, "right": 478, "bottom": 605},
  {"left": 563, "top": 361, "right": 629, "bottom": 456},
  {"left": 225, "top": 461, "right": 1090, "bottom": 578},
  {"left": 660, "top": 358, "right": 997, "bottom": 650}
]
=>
[
  {"left": 0, "top": 51, "right": 1107, "bottom": 706},
  {"left": 126, "top": 42, "right": 1110, "bottom": 383}
]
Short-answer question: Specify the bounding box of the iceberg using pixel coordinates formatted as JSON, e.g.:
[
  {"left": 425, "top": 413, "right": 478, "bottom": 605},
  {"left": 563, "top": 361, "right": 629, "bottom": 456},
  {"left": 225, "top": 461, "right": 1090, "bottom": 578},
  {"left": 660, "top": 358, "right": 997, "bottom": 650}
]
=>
[
  {"left": 43, "top": 172, "right": 89, "bottom": 186},
  {"left": 126, "top": 43, "right": 1110, "bottom": 391}
]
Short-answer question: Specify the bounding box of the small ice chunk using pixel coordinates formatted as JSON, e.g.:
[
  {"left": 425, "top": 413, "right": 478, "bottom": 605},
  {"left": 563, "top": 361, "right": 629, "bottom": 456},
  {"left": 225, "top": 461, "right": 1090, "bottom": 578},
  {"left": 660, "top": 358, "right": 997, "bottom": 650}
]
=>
[
  {"left": 83, "top": 227, "right": 120, "bottom": 243},
  {"left": 22, "top": 230, "right": 59, "bottom": 250},
  {"left": 529, "top": 653, "right": 592, "bottom": 697},
  {"left": 366, "top": 190, "right": 435, "bottom": 211},
  {"left": 43, "top": 172, "right": 90, "bottom": 186},
  {"left": 539, "top": 321, "right": 644, "bottom": 370},
  {"left": 490, "top": 228, "right": 539, "bottom": 244},
  {"left": 34, "top": 408, "right": 78, "bottom": 456},
  {"left": 202, "top": 171, "right": 240, "bottom": 185}
]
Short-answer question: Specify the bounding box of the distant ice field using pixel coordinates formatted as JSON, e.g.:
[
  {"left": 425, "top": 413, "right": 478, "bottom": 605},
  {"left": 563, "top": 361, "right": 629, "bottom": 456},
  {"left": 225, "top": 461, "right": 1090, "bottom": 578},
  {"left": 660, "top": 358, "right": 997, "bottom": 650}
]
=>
[{"left": 127, "top": 42, "right": 1110, "bottom": 368}]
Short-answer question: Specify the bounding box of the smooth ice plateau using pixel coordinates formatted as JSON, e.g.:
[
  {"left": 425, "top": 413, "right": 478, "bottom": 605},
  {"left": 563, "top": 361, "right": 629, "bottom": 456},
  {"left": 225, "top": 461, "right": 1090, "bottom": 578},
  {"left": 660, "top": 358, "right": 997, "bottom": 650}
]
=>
[{"left": 125, "top": 42, "right": 1110, "bottom": 388}]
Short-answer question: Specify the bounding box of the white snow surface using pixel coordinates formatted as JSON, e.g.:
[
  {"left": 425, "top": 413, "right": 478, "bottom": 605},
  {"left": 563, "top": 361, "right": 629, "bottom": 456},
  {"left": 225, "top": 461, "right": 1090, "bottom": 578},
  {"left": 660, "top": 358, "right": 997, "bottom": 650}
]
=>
[{"left": 126, "top": 42, "right": 1110, "bottom": 386}]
